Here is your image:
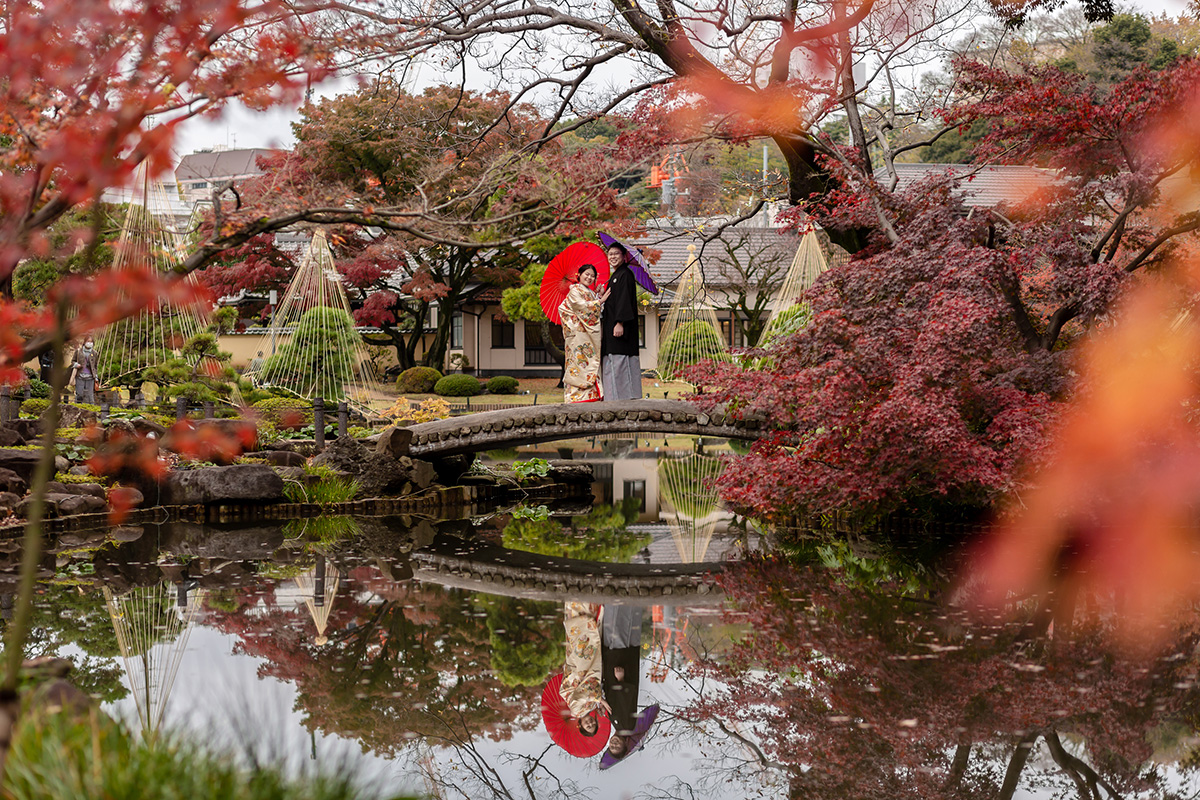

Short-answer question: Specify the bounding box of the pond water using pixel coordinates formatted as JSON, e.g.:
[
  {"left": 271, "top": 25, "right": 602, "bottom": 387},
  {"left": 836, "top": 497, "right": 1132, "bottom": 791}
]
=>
[{"left": 6, "top": 435, "right": 1200, "bottom": 799}]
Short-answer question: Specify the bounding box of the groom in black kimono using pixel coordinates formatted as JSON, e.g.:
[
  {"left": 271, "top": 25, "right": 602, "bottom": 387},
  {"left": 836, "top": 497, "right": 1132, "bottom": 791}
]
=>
[{"left": 601, "top": 244, "right": 642, "bottom": 401}]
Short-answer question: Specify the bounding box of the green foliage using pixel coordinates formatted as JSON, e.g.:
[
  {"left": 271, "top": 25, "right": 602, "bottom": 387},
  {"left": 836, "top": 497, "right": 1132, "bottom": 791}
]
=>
[
  {"left": 510, "top": 504, "right": 550, "bottom": 520},
  {"left": 11, "top": 204, "right": 122, "bottom": 305},
  {"left": 500, "top": 263, "right": 548, "bottom": 323},
  {"left": 55, "top": 441, "right": 93, "bottom": 462},
  {"left": 433, "top": 374, "right": 483, "bottom": 397},
  {"left": 918, "top": 118, "right": 988, "bottom": 164},
  {"left": 502, "top": 500, "right": 650, "bottom": 562},
  {"left": 252, "top": 397, "right": 314, "bottom": 427},
  {"left": 282, "top": 464, "right": 359, "bottom": 504},
  {"left": 512, "top": 458, "right": 551, "bottom": 483},
  {"left": 5, "top": 710, "right": 390, "bottom": 800},
  {"left": 474, "top": 594, "right": 562, "bottom": 688},
  {"left": 758, "top": 304, "right": 813, "bottom": 349},
  {"left": 260, "top": 306, "right": 362, "bottom": 401},
  {"left": 26, "top": 378, "right": 50, "bottom": 398},
  {"left": 142, "top": 332, "right": 239, "bottom": 403},
  {"left": 53, "top": 472, "right": 110, "bottom": 486},
  {"left": 485, "top": 375, "right": 519, "bottom": 394},
  {"left": 395, "top": 366, "right": 443, "bottom": 394},
  {"left": 96, "top": 313, "right": 194, "bottom": 391},
  {"left": 281, "top": 516, "right": 362, "bottom": 545},
  {"left": 21, "top": 397, "right": 50, "bottom": 416},
  {"left": 658, "top": 319, "right": 729, "bottom": 378}
]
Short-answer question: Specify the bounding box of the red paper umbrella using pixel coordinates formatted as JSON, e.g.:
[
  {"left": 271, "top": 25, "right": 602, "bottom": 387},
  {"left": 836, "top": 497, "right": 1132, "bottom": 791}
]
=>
[
  {"left": 541, "top": 672, "right": 612, "bottom": 757},
  {"left": 539, "top": 242, "right": 609, "bottom": 325}
]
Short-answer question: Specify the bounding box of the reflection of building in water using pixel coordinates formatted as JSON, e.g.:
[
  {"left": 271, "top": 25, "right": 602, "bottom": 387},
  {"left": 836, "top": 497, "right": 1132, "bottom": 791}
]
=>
[
  {"left": 103, "top": 582, "right": 207, "bottom": 739},
  {"left": 277, "top": 555, "right": 341, "bottom": 646}
]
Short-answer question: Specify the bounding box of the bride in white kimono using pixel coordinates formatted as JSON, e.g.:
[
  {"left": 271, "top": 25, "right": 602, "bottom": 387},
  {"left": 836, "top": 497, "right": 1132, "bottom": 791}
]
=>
[{"left": 558, "top": 264, "right": 610, "bottom": 403}]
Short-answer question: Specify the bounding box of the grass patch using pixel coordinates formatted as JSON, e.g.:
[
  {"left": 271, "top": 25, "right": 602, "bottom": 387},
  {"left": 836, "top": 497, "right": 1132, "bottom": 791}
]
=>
[
  {"left": 6, "top": 709, "right": 410, "bottom": 800},
  {"left": 281, "top": 464, "right": 359, "bottom": 504}
]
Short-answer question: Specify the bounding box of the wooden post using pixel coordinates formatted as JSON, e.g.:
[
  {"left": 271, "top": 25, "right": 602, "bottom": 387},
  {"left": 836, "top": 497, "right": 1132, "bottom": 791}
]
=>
[
  {"left": 313, "top": 397, "right": 325, "bottom": 450},
  {"left": 175, "top": 396, "right": 187, "bottom": 420},
  {"left": 203, "top": 401, "right": 214, "bottom": 419},
  {"left": 337, "top": 401, "right": 348, "bottom": 438}
]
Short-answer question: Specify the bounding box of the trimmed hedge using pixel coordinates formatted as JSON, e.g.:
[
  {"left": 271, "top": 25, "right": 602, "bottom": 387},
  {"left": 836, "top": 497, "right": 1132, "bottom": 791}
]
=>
[
  {"left": 486, "top": 375, "right": 519, "bottom": 394},
  {"left": 396, "top": 366, "right": 443, "bottom": 394},
  {"left": 251, "top": 396, "right": 314, "bottom": 427},
  {"left": 434, "top": 374, "right": 484, "bottom": 397},
  {"left": 27, "top": 378, "right": 50, "bottom": 398}
]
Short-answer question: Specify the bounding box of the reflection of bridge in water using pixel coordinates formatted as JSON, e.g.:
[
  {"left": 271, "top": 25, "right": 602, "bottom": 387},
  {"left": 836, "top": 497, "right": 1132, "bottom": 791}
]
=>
[
  {"left": 407, "top": 399, "right": 763, "bottom": 458},
  {"left": 410, "top": 534, "right": 725, "bottom": 606}
]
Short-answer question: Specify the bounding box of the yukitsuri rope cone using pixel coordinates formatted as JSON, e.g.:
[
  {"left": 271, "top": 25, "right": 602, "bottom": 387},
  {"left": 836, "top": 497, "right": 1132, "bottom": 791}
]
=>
[
  {"left": 292, "top": 556, "right": 340, "bottom": 647},
  {"left": 243, "top": 230, "right": 379, "bottom": 412},
  {"left": 103, "top": 582, "right": 207, "bottom": 740},
  {"left": 656, "top": 244, "right": 729, "bottom": 383},
  {"left": 757, "top": 229, "right": 831, "bottom": 347},
  {"left": 658, "top": 452, "right": 726, "bottom": 563},
  {"left": 95, "top": 165, "right": 207, "bottom": 389}
]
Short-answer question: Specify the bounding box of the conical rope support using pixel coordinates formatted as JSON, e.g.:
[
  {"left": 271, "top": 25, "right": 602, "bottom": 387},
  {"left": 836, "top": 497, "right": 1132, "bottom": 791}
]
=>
[
  {"left": 95, "top": 164, "right": 208, "bottom": 391},
  {"left": 657, "top": 244, "right": 729, "bottom": 383},
  {"left": 242, "top": 230, "right": 379, "bottom": 413},
  {"left": 103, "top": 582, "right": 207, "bottom": 740}
]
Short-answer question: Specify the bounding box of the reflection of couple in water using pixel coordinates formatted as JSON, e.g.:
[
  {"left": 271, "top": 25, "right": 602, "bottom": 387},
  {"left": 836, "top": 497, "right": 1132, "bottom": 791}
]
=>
[{"left": 543, "top": 602, "right": 659, "bottom": 767}]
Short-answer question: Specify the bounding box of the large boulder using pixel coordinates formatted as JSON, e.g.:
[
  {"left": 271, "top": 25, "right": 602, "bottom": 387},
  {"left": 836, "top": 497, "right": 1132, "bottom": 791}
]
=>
[
  {"left": 4, "top": 419, "right": 41, "bottom": 441},
  {"left": 0, "top": 450, "right": 41, "bottom": 484},
  {"left": 55, "top": 404, "right": 98, "bottom": 429},
  {"left": 263, "top": 449, "right": 306, "bottom": 468},
  {"left": 0, "top": 428, "right": 25, "bottom": 448},
  {"left": 310, "top": 436, "right": 436, "bottom": 498},
  {"left": 15, "top": 492, "right": 106, "bottom": 518},
  {"left": 376, "top": 427, "right": 413, "bottom": 458},
  {"left": 0, "top": 467, "right": 27, "bottom": 496},
  {"left": 161, "top": 464, "right": 285, "bottom": 505}
]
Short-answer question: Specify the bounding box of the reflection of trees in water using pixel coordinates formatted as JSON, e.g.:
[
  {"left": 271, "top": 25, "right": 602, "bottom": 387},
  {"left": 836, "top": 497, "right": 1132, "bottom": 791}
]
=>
[
  {"left": 2, "top": 584, "right": 127, "bottom": 703},
  {"left": 685, "top": 555, "right": 1200, "bottom": 799},
  {"left": 474, "top": 594, "right": 561, "bottom": 688},
  {"left": 501, "top": 500, "right": 649, "bottom": 562},
  {"left": 206, "top": 566, "right": 538, "bottom": 756}
]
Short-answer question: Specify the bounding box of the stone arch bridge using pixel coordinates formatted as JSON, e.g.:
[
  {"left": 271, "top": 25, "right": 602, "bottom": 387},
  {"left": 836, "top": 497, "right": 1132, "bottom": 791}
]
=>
[
  {"left": 406, "top": 398, "right": 763, "bottom": 459},
  {"left": 411, "top": 534, "right": 726, "bottom": 605}
]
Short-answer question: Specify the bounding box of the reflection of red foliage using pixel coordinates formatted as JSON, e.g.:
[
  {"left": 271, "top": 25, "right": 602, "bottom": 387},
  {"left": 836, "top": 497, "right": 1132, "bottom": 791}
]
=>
[{"left": 692, "top": 556, "right": 1198, "bottom": 798}]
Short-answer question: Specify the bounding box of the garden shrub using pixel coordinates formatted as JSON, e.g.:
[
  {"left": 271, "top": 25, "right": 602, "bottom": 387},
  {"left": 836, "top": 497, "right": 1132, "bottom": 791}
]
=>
[
  {"left": 434, "top": 374, "right": 483, "bottom": 397},
  {"left": 395, "top": 366, "right": 443, "bottom": 394},
  {"left": 486, "top": 375, "right": 519, "bottom": 394},
  {"left": 21, "top": 398, "right": 50, "bottom": 417},
  {"left": 26, "top": 378, "right": 50, "bottom": 398},
  {"left": 658, "top": 319, "right": 729, "bottom": 379},
  {"left": 251, "top": 397, "right": 313, "bottom": 427}
]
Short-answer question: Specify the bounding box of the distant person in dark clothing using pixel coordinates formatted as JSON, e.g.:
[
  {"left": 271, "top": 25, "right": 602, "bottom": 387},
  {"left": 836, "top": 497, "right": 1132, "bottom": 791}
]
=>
[
  {"left": 600, "top": 245, "right": 642, "bottom": 400},
  {"left": 38, "top": 349, "right": 53, "bottom": 384}
]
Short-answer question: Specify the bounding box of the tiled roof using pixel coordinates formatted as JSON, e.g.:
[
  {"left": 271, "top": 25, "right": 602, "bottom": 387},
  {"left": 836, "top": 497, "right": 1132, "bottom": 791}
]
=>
[
  {"left": 176, "top": 148, "right": 279, "bottom": 181},
  {"left": 621, "top": 225, "right": 846, "bottom": 292},
  {"left": 876, "top": 163, "right": 1058, "bottom": 208}
]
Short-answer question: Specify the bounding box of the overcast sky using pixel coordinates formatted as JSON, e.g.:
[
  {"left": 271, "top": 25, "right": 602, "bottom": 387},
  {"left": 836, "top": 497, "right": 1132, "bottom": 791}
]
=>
[{"left": 171, "top": 0, "right": 1193, "bottom": 162}]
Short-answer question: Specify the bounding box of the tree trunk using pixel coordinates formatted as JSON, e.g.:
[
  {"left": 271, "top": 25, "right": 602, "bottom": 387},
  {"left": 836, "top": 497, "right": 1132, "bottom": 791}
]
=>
[{"left": 997, "top": 733, "right": 1039, "bottom": 800}]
